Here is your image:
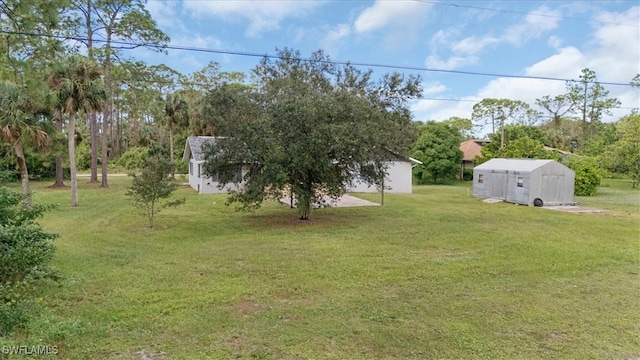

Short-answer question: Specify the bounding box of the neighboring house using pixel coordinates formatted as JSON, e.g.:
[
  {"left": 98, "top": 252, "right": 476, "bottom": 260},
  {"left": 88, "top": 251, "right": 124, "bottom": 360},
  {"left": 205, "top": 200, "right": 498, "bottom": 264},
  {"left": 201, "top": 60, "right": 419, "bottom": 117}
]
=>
[
  {"left": 473, "top": 158, "right": 575, "bottom": 207},
  {"left": 347, "top": 155, "right": 423, "bottom": 194},
  {"left": 183, "top": 136, "right": 421, "bottom": 194},
  {"left": 183, "top": 136, "right": 248, "bottom": 194},
  {"left": 459, "top": 139, "right": 490, "bottom": 170}
]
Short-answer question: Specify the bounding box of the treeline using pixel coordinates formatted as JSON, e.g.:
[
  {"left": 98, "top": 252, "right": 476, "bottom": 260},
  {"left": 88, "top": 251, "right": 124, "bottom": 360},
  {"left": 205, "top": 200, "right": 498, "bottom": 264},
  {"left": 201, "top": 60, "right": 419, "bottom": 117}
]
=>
[
  {"left": 1, "top": 1, "right": 639, "bottom": 211},
  {"left": 411, "top": 69, "right": 640, "bottom": 190}
]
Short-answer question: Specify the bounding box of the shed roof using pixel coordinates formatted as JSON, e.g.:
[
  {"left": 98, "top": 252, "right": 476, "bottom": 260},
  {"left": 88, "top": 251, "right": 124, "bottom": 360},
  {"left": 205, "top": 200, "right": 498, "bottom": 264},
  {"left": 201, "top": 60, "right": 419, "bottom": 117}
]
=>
[
  {"left": 183, "top": 136, "right": 222, "bottom": 162},
  {"left": 183, "top": 136, "right": 423, "bottom": 164},
  {"left": 474, "top": 158, "right": 556, "bottom": 172}
]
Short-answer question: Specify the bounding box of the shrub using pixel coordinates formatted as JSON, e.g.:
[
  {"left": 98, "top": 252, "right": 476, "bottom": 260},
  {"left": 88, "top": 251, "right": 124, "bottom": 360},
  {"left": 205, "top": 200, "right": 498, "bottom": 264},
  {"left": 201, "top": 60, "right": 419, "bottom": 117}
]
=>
[
  {"left": 126, "top": 150, "right": 185, "bottom": 228},
  {"left": 0, "top": 186, "right": 57, "bottom": 336},
  {"left": 568, "top": 156, "right": 603, "bottom": 196},
  {"left": 115, "top": 147, "right": 149, "bottom": 170}
]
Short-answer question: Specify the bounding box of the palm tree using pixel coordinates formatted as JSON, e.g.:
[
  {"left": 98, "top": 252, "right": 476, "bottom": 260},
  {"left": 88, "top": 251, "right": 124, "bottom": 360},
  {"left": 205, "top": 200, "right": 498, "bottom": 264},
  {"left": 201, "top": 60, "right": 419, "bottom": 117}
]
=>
[
  {"left": 47, "top": 55, "right": 106, "bottom": 207},
  {"left": 0, "top": 81, "right": 50, "bottom": 208},
  {"left": 163, "top": 92, "right": 189, "bottom": 179}
]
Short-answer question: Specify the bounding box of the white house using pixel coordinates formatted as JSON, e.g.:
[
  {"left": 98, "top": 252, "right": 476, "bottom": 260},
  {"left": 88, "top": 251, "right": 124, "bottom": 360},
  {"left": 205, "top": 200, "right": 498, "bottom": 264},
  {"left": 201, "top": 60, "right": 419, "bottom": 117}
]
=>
[
  {"left": 347, "top": 156, "right": 422, "bottom": 193},
  {"left": 183, "top": 136, "right": 421, "bottom": 194},
  {"left": 183, "top": 136, "right": 248, "bottom": 194}
]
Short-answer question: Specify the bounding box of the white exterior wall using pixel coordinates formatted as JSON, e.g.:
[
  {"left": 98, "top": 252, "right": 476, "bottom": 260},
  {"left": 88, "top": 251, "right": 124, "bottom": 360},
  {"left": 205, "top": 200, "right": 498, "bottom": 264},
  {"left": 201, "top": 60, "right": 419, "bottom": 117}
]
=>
[
  {"left": 348, "top": 161, "right": 413, "bottom": 194},
  {"left": 187, "top": 159, "right": 247, "bottom": 194}
]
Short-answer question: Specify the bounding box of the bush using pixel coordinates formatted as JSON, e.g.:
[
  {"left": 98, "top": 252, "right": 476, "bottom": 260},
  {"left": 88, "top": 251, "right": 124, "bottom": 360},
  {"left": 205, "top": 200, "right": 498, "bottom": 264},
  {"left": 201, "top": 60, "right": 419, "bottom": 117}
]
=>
[
  {"left": 0, "top": 186, "right": 57, "bottom": 336},
  {"left": 115, "top": 147, "right": 149, "bottom": 170},
  {"left": 568, "top": 156, "right": 603, "bottom": 196},
  {"left": 126, "top": 150, "right": 185, "bottom": 228}
]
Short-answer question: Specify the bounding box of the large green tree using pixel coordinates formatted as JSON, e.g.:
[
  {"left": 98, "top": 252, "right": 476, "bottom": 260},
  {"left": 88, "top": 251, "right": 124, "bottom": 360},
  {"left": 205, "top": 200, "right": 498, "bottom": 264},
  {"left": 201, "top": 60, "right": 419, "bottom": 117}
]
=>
[
  {"left": 476, "top": 125, "right": 558, "bottom": 164},
  {"left": 566, "top": 68, "right": 620, "bottom": 141},
  {"left": 203, "top": 49, "right": 421, "bottom": 220},
  {"left": 609, "top": 113, "right": 640, "bottom": 187},
  {"left": 47, "top": 55, "right": 106, "bottom": 207},
  {"left": 471, "top": 98, "right": 537, "bottom": 148},
  {"left": 411, "top": 121, "right": 462, "bottom": 184}
]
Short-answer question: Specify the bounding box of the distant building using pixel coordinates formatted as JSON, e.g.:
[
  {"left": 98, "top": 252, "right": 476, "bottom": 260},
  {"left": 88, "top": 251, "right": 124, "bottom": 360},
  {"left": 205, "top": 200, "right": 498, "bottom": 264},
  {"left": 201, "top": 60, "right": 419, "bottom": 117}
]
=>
[{"left": 459, "top": 139, "right": 490, "bottom": 178}]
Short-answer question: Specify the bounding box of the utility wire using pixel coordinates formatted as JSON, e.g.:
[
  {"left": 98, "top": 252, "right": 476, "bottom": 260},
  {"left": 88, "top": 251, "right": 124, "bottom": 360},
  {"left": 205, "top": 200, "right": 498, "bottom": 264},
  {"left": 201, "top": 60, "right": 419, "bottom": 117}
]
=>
[
  {"left": 2, "top": 30, "right": 636, "bottom": 88},
  {"left": 416, "top": 0, "right": 640, "bottom": 28}
]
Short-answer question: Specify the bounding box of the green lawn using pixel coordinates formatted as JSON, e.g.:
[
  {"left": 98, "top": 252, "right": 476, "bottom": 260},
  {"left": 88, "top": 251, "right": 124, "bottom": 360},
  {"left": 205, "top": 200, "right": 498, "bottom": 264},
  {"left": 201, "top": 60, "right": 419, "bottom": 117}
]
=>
[{"left": 3, "top": 177, "right": 639, "bottom": 359}]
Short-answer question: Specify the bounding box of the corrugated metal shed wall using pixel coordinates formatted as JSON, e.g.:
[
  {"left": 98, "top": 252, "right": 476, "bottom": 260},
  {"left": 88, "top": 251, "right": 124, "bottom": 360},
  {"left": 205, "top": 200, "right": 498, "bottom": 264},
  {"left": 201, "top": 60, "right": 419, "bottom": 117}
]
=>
[{"left": 473, "top": 159, "right": 575, "bottom": 206}]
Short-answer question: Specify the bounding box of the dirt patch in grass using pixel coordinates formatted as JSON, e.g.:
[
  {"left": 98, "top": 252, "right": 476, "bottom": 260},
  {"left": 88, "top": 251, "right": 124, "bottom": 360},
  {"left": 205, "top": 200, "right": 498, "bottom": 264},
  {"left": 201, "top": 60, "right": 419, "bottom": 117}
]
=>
[
  {"left": 228, "top": 299, "right": 263, "bottom": 317},
  {"left": 45, "top": 183, "right": 69, "bottom": 189},
  {"left": 114, "top": 349, "right": 167, "bottom": 359},
  {"left": 542, "top": 205, "right": 607, "bottom": 213}
]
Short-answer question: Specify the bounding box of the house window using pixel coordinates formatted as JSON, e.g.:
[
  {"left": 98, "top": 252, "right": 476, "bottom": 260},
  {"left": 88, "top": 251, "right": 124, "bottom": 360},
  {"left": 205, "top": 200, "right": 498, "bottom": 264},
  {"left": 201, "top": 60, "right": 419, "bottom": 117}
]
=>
[
  {"left": 189, "top": 162, "right": 193, "bottom": 175},
  {"left": 211, "top": 172, "right": 219, "bottom": 182},
  {"left": 517, "top": 176, "right": 524, "bottom": 188},
  {"left": 478, "top": 174, "right": 483, "bottom": 184},
  {"left": 197, "top": 164, "right": 201, "bottom": 177}
]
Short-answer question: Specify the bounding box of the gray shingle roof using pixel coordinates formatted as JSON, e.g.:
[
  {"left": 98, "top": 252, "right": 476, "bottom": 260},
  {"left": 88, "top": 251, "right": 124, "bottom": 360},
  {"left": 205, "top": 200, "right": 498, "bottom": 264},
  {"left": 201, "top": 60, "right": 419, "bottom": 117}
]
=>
[{"left": 183, "top": 136, "right": 220, "bottom": 162}]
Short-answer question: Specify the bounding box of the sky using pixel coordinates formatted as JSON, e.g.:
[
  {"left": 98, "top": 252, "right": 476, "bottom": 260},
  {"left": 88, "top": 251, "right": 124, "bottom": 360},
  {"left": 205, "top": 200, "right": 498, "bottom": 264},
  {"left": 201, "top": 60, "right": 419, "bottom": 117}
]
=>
[{"left": 137, "top": 0, "right": 639, "bottom": 132}]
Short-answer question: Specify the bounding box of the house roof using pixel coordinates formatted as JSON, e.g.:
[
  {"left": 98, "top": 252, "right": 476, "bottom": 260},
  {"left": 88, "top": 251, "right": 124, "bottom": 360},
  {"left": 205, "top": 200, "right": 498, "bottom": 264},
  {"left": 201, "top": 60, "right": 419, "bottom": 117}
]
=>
[
  {"left": 474, "top": 158, "right": 556, "bottom": 172},
  {"left": 543, "top": 146, "right": 573, "bottom": 156},
  {"left": 183, "top": 136, "right": 221, "bottom": 162},
  {"left": 459, "top": 139, "right": 490, "bottom": 161},
  {"left": 184, "top": 136, "right": 423, "bottom": 165}
]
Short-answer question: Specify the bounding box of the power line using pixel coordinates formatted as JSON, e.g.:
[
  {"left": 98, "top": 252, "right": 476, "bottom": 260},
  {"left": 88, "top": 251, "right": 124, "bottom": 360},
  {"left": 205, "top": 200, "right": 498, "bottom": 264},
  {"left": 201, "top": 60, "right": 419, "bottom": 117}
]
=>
[
  {"left": 417, "top": 0, "right": 640, "bottom": 28},
  {"left": 145, "top": 0, "right": 640, "bottom": 28},
  {"left": 1, "top": 30, "right": 636, "bottom": 87},
  {"left": 0, "top": 30, "right": 630, "bottom": 86}
]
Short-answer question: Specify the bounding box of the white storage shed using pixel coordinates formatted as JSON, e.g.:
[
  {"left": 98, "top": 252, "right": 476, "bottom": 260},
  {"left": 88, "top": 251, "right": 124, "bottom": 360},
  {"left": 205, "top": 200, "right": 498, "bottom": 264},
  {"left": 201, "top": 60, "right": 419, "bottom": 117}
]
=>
[{"left": 473, "top": 158, "right": 575, "bottom": 207}]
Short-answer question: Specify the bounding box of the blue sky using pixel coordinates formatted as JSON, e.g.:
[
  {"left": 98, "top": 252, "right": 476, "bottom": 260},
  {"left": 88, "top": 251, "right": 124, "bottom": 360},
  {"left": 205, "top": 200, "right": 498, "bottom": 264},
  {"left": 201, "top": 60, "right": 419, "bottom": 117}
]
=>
[{"left": 139, "top": 0, "right": 639, "bottom": 130}]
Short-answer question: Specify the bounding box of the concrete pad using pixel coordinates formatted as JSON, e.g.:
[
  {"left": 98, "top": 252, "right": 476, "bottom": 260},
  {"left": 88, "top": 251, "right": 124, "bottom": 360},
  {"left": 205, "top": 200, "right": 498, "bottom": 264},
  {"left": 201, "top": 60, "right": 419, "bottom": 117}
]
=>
[{"left": 280, "top": 194, "right": 380, "bottom": 208}]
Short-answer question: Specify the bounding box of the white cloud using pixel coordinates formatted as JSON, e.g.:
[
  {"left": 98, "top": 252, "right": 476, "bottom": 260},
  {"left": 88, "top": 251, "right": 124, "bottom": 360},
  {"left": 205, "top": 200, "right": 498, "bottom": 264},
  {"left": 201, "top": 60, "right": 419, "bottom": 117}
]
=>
[
  {"left": 353, "top": 1, "right": 428, "bottom": 34},
  {"left": 451, "top": 5, "right": 561, "bottom": 56},
  {"left": 525, "top": 46, "right": 585, "bottom": 79},
  {"left": 320, "top": 24, "right": 351, "bottom": 55},
  {"left": 452, "top": 35, "right": 499, "bottom": 54},
  {"left": 183, "top": 0, "right": 322, "bottom": 37},
  {"left": 425, "top": 55, "right": 479, "bottom": 70},
  {"left": 547, "top": 35, "right": 563, "bottom": 49},
  {"left": 504, "top": 6, "right": 561, "bottom": 45},
  {"left": 423, "top": 82, "right": 447, "bottom": 95},
  {"left": 145, "top": 1, "right": 178, "bottom": 30}
]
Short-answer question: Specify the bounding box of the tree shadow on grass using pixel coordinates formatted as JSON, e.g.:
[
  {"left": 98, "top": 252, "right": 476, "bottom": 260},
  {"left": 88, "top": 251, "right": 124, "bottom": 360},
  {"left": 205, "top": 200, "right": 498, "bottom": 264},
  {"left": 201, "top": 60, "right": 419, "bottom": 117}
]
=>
[{"left": 243, "top": 208, "right": 379, "bottom": 230}]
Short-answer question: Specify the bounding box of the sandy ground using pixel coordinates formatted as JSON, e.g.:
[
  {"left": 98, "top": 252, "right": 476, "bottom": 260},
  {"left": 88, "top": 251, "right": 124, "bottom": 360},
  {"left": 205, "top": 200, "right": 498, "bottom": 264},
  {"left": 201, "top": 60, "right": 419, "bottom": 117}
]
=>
[{"left": 482, "top": 198, "right": 606, "bottom": 213}]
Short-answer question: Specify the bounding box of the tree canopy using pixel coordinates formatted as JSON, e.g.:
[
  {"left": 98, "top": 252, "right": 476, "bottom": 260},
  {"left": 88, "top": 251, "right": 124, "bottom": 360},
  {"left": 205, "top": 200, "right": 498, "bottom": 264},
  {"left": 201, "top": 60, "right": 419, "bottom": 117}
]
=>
[
  {"left": 202, "top": 49, "right": 422, "bottom": 220},
  {"left": 411, "top": 121, "right": 463, "bottom": 184}
]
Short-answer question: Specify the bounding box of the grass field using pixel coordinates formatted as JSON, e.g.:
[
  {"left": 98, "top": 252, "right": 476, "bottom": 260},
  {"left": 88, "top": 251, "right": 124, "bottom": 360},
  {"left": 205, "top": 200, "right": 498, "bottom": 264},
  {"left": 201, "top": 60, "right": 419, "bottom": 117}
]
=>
[{"left": 2, "top": 177, "right": 639, "bottom": 359}]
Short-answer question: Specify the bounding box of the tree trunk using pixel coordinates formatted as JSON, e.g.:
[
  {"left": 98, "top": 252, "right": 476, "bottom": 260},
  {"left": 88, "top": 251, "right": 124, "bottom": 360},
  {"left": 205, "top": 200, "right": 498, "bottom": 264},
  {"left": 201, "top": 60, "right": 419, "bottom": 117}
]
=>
[
  {"left": 53, "top": 109, "right": 65, "bottom": 186},
  {"left": 101, "top": 101, "right": 109, "bottom": 187},
  {"left": 89, "top": 111, "right": 98, "bottom": 182},
  {"left": 69, "top": 111, "right": 79, "bottom": 207},
  {"left": 169, "top": 121, "right": 175, "bottom": 179},
  {"left": 14, "top": 141, "right": 32, "bottom": 208}
]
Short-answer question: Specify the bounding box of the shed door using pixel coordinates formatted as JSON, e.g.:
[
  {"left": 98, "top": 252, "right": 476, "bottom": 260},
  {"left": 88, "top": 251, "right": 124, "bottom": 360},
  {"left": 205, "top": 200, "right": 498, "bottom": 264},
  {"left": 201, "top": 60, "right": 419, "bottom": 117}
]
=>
[
  {"left": 542, "top": 175, "right": 563, "bottom": 204},
  {"left": 491, "top": 172, "right": 508, "bottom": 200}
]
